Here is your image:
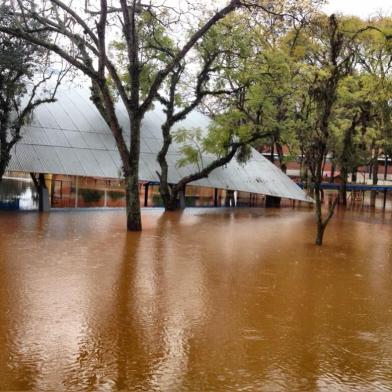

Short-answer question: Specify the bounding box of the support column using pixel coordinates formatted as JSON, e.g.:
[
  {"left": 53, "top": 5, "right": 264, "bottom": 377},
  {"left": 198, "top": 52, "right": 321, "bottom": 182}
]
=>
[
  {"left": 214, "top": 188, "right": 218, "bottom": 207},
  {"left": 75, "top": 176, "right": 79, "bottom": 208},
  {"left": 144, "top": 183, "right": 149, "bottom": 207},
  {"left": 179, "top": 185, "right": 186, "bottom": 209},
  {"left": 104, "top": 189, "right": 108, "bottom": 207},
  {"left": 224, "top": 189, "right": 235, "bottom": 207},
  {"left": 383, "top": 189, "right": 387, "bottom": 210},
  {"left": 384, "top": 155, "right": 388, "bottom": 181},
  {"left": 50, "top": 175, "right": 55, "bottom": 206}
]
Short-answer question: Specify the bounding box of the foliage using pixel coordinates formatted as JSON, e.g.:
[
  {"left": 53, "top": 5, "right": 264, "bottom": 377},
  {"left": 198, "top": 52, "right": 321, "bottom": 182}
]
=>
[
  {"left": 1, "top": 0, "right": 391, "bottom": 242},
  {"left": 0, "top": 6, "right": 62, "bottom": 181},
  {"left": 173, "top": 127, "right": 205, "bottom": 170},
  {"left": 80, "top": 189, "right": 103, "bottom": 203},
  {"left": 0, "top": 0, "right": 255, "bottom": 230},
  {"left": 108, "top": 190, "right": 125, "bottom": 201}
]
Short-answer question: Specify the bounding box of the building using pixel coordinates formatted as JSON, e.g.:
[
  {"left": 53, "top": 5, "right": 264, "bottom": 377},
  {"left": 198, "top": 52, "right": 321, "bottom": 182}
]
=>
[{"left": 2, "top": 87, "right": 310, "bottom": 209}]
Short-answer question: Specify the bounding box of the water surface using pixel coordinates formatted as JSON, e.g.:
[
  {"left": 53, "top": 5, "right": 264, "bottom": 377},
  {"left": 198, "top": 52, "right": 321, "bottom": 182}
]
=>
[{"left": 0, "top": 207, "right": 391, "bottom": 391}]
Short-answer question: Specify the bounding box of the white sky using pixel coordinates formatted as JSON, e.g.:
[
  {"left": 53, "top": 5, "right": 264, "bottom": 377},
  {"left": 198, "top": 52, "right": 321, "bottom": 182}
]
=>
[{"left": 323, "top": 0, "right": 392, "bottom": 18}]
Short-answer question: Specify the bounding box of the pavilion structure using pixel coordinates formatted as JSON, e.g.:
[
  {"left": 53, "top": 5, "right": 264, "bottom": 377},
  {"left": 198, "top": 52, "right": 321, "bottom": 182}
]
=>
[{"left": 5, "top": 87, "right": 311, "bottom": 210}]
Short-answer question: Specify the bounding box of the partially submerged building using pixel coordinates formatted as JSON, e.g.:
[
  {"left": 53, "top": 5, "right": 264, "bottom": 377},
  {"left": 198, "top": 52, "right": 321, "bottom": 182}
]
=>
[{"left": 3, "top": 88, "right": 310, "bottom": 209}]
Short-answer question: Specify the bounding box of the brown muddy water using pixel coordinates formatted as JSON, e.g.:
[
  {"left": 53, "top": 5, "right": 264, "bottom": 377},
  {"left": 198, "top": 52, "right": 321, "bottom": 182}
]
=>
[{"left": 0, "top": 207, "right": 392, "bottom": 391}]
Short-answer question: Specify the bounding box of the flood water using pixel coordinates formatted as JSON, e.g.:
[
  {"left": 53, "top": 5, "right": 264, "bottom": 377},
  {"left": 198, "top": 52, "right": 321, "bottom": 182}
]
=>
[{"left": 0, "top": 207, "right": 392, "bottom": 391}]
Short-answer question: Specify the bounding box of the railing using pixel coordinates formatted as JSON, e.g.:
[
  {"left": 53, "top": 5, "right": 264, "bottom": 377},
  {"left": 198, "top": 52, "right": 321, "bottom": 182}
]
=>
[{"left": 298, "top": 183, "right": 392, "bottom": 192}]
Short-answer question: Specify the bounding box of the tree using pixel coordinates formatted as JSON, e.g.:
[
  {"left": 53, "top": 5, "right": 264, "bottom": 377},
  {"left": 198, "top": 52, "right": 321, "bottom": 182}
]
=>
[
  {"left": 295, "top": 14, "right": 358, "bottom": 245},
  {"left": 0, "top": 7, "right": 65, "bottom": 182},
  {"left": 297, "top": 13, "right": 392, "bottom": 244},
  {"left": 156, "top": 2, "right": 322, "bottom": 211},
  {"left": 154, "top": 14, "right": 259, "bottom": 211},
  {"left": 325, "top": 17, "right": 392, "bottom": 206},
  {"left": 156, "top": 12, "right": 304, "bottom": 211},
  {"left": 331, "top": 74, "right": 376, "bottom": 205},
  {"left": 0, "top": 0, "right": 249, "bottom": 230},
  {"left": 111, "top": 12, "right": 251, "bottom": 211},
  {"left": 354, "top": 16, "right": 392, "bottom": 205}
]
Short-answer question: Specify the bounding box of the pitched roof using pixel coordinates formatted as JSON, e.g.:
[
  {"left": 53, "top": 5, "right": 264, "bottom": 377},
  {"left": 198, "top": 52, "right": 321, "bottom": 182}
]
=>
[{"left": 7, "top": 88, "right": 310, "bottom": 202}]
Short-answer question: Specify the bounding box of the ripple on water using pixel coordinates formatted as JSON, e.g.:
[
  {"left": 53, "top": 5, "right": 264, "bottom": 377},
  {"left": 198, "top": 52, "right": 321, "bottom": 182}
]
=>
[{"left": 0, "top": 208, "right": 392, "bottom": 390}]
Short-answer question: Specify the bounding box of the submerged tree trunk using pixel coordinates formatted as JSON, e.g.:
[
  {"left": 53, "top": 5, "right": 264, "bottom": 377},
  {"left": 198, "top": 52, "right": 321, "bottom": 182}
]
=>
[
  {"left": 315, "top": 219, "right": 325, "bottom": 246},
  {"left": 162, "top": 185, "right": 182, "bottom": 211},
  {"left": 370, "top": 149, "right": 379, "bottom": 208},
  {"left": 340, "top": 168, "right": 348, "bottom": 206},
  {"left": 159, "top": 136, "right": 241, "bottom": 211},
  {"left": 314, "top": 183, "right": 338, "bottom": 246},
  {"left": 314, "top": 184, "right": 324, "bottom": 245},
  {"left": 163, "top": 192, "right": 178, "bottom": 211},
  {"left": 126, "top": 117, "right": 142, "bottom": 231},
  {"left": 125, "top": 175, "right": 141, "bottom": 231}
]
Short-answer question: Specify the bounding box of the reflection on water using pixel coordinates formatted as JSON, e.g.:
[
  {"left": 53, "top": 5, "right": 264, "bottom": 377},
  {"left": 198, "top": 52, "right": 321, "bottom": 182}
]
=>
[
  {"left": 0, "top": 208, "right": 392, "bottom": 391},
  {"left": 0, "top": 177, "right": 37, "bottom": 210}
]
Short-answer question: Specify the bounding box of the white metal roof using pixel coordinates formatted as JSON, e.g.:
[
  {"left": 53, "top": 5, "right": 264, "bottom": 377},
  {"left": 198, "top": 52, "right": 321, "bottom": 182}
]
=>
[{"left": 7, "top": 87, "right": 310, "bottom": 202}]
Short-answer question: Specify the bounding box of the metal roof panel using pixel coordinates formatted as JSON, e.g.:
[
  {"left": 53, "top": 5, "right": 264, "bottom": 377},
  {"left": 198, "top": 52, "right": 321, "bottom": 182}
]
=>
[
  {"left": 10, "top": 87, "right": 310, "bottom": 202},
  {"left": 55, "top": 147, "right": 86, "bottom": 176}
]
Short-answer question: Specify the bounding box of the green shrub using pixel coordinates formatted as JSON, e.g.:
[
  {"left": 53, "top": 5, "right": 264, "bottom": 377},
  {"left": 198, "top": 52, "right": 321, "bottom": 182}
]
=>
[
  {"left": 152, "top": 194, "right": 164, "bottom": 206},
  {"left": 185, "top": 196, "right": 196, "bottom": 206},
  {"left": 108, "top": 190, "right": 124, "bottom": 201},
  {"left": 80, "top": 189, "right": 103, "bottom": 203}
]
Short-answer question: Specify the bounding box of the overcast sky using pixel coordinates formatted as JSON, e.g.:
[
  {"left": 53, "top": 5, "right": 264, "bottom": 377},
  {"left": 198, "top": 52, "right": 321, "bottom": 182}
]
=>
[{"left": 323, "top": 0, "right": 392, "bottom": 18}]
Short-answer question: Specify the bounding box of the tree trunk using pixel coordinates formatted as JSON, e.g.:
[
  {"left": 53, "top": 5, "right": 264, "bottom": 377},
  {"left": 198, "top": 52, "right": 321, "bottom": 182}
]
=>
[
  {"left": 314, "top": 184, "right": 338, "bottom": 246},
  {"left": 159, "top": 143, "right": 240, "bottom": 211},
  {"left": 126, "top": 117, "right": 142, "bottom": 231},
  {"left": 314, "top": 184, "right": 328, "bottom": 246},
  {"left": 351, "top": 170, "right": 357, "bottom": 183},
  {"left": 370, "top": 150, "right": 379, "bottom": 207},
  {"left": 158, "top": 178, "right": 182, "bottom": 212},
  {"left": 384, "top": 155, "right": 388, "bottom": 181},
  {"left": 0, "top": 148, "right": 11, "bottom": 182},
  {"left": 164, "top": 191, "right": 179, "bottom": 211},
  {"left": 125, "top": 174, "right": 141, "bottom": 230},
  {"left": 272, "top": 142, "right": 286, "bottom": 207},
  {"left": 0, "top": 162, "right": 6, "bottom": 182},
  {"left": 340, "top": 168, "right": 348, "bottom": 206},
  {"left": 269, "top": 142, "right": 275, "bottom": 164},
  {"left": 157, "top": 120, "right": 175, "bottom": 211},
  {"left": 299, "top": 151, "right": 305, "bottom": 181},
  {"left": 330, "top": 161, "right": 335, "bottom": 183},
  {"left": 314, "top": 185, "right": 325, "bottom": 245},
  {"left": 315, "top": 220, "right": 325, "bottom": 246},
  {"left": 159, "top": 184, "right": 186, "bottom": 211},
  {"left": 160, "top": 186, "right": 175, "bottom": 211},
  {"left": 275, "top": 142, "right": 286, "bottom": 173}
]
